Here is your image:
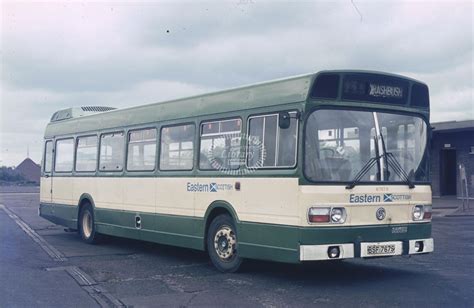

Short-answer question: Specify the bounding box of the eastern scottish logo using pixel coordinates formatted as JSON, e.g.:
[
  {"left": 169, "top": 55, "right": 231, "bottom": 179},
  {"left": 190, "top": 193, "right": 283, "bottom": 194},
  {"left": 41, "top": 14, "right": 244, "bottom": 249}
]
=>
[
  {"left": 350, "top": 193, "right": 411, "bottom": 203},
  {"left": 383, "top": 194, "right": 393, "bottom": 202},
  {"left": 376, "top": 207, "right": 386, "bottom": 220},
  {"left": 187, "top": 182, "right": 233, "bottom": 193}
]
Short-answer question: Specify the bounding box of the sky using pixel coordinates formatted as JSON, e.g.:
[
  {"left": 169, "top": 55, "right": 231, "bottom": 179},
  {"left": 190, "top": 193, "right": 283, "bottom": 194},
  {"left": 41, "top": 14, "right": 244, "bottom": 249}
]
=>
[{"left": 1, "top": 0, "right": 473, "bottom": 167}]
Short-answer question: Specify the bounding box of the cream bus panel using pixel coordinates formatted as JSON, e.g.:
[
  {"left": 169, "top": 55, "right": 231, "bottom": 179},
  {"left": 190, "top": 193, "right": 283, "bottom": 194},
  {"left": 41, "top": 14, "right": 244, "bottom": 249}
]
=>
[
  {"left": 240, "top": 178, "right": 299, "bottom": 225},
  {"left": 123, "top": 178, "right": 155, "bottom": 213},
  {"left": 194, "top": 178, "right": 241, "bottom": 219},
  {"left": 48, "top": 177, "right": 431, "bottom": 228},
  {"left": 299, "top": 185, "right": 432, "bottom": 226},
  {"left": 93, "top": 178, "right": 124, "bottom": 210},
  {"left": 52, "top": 177, "right": 74, "bottom": 205},
  {"left": 40, "top": 177, "right": 52, "bottom": 203},
  {"left": 73, "top": 177, "right": 98, "bottom": 207},
  {"left": 156, "top": 178, "right": 194, "bottom": 217}
]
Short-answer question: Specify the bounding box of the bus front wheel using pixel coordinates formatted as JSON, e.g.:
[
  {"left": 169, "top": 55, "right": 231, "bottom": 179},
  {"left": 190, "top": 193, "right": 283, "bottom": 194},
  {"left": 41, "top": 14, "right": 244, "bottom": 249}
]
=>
[
  {"left": 207, "top": 214, "right": 242, "bottom": 273},
  {"left": 79, "top": 203, "right": 100, "bottom": 244}
]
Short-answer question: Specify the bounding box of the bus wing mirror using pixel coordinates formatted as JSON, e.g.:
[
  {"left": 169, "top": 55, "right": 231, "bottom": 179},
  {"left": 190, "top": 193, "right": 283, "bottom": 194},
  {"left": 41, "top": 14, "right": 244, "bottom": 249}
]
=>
[{"left": 279, "top": 112, "right": 291, "bottom": 129}]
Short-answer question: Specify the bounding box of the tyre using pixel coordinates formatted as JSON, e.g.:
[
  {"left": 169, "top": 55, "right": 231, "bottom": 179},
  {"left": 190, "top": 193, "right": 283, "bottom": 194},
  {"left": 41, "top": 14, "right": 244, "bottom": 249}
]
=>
[
  {"left": 207, "top": 214, "right": 242, "bottom": 273},
  {"left": 78, "top": 203, "right": 100, "bottom": 244}
]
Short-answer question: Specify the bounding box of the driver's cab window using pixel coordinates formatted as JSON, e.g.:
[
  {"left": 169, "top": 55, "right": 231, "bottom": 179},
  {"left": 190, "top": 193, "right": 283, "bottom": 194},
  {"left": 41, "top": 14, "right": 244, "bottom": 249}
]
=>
[{"left": 247, "top": 112, "right": 298, "bottom": 168}]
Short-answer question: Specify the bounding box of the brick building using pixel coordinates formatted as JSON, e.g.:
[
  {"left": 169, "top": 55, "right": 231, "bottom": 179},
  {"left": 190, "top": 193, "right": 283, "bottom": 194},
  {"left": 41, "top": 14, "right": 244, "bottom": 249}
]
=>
[
  {"left": 15, "top": 158, "right": 41, "bottom": 184},
  {"left": 431, "top": 120, "right": 474, "bottom": 198}
]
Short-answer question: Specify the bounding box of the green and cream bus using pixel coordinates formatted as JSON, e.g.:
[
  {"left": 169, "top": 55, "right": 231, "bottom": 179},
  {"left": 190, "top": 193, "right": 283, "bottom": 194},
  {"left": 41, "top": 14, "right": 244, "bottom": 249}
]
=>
[{"left": 40, "top": 70, "right": 433, "bottom": 272}]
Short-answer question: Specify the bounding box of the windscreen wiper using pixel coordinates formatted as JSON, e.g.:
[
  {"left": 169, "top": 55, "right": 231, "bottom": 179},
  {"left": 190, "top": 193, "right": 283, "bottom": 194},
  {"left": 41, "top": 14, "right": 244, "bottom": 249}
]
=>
[
  {"left": 345, "top": 135, "right": 416, "bottom": 190},
  {"left": 379, "top": 132, "right": 415, "bottom": 189},
  {"left": 346, "top": 136, "right": 382, "bottom": 189},
  {"left": 345, "top": 154, "right": 381, "bottom": 189}
]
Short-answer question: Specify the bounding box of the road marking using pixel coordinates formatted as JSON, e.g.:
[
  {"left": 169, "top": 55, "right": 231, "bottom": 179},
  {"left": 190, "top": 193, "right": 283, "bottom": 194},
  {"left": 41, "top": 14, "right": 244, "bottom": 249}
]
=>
[
  {"left": 47, "top": 266, "right": 125, "bottom": 307},
  {"left": 47, "top": 266, "right": 96, "bottom": 286},
  {"left": 0, "top": 204, "right": 67, "bottom": 261},
  {"left": 1, "top": 203, "right": 125, "bottom": 307}
]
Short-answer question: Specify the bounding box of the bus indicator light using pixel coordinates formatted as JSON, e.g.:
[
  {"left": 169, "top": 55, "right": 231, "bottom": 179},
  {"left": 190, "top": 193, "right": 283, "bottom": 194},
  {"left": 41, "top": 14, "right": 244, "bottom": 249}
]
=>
[
  {"left": 423, "top": 205, "right": 432, "bottom": 220},
  {"left": 413, "top": 205, "right": 432, "bottom": 221},
  {"left": 308, "top": 207, "right": 330, "bottom": 223}
]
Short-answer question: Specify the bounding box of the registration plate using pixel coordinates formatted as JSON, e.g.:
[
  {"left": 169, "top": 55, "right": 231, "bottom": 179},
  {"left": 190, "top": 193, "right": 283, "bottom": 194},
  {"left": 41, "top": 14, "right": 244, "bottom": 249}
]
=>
[
  {"left": 367, "top": 244, "right": 396, "bottom": 255},
  {"left": 361, "top": 241, "right": 402, "bottom": 257}
]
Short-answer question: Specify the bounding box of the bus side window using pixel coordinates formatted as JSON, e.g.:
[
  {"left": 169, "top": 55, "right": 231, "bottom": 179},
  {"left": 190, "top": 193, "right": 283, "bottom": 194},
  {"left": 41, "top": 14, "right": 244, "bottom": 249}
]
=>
[
  {"left": 76, "top": 135, "right": 98, "bottom": 172},
  {"left": 199, "top": 118, "right": 242, "bottom": 170},
  {"left": 55, "top": 138, "right": 74, "bottom": 172},
  {"left": 247, "top": 111, "right": 298, "bottom": 168},
  {"left": 160, "top": 124, "right": 195, "bottom": 171},
  {"left": 99, "top": 132, "right": 125, "bottom": 171},
  {"left": 127, "top": 128, "right": 157, "bottom": 171}
]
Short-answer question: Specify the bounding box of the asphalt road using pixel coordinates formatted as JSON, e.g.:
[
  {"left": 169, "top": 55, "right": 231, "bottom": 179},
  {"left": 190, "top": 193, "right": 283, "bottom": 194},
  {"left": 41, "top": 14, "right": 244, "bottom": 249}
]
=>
[{"left": 0, "top": 192, "right": 473, "bottom": 307}]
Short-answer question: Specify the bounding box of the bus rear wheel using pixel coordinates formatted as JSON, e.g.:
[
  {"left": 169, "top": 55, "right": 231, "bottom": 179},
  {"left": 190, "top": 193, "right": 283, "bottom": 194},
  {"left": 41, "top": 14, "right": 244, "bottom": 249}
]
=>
[
  {"left": 207, "top": 214, "right": 242, "bottom": 273},
  {"left": 79, "top": 203, "right": 100, "bottom": 244}
]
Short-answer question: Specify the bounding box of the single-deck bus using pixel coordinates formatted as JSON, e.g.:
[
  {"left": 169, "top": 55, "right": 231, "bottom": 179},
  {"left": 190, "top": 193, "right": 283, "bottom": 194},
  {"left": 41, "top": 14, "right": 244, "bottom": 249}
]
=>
[{"left": 40, "top": 70, "right": 433, "bottom": 272}]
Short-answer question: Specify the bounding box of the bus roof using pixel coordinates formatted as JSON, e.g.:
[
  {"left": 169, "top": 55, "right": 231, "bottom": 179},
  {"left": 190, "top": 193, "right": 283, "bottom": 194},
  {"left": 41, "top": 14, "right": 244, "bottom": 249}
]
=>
[{"left": 44, "top": 70, "right": 428, "bottom": 138}]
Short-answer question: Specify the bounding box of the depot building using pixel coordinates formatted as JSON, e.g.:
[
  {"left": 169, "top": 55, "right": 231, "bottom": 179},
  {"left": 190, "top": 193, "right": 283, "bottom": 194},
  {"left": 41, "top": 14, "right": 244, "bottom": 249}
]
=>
[{"left": 430, "top": 120, "right": 474, "bottom": 198}]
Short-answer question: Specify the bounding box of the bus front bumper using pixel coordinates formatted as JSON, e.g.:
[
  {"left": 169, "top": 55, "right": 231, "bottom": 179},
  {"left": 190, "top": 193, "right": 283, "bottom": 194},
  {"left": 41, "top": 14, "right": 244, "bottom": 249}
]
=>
[{"left": 299, "top": 238, "right": 433, "bottom": 261}]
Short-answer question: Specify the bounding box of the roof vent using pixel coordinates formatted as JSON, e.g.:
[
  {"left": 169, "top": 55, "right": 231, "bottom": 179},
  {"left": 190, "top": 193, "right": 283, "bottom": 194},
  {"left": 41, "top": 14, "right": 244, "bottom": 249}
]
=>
[{"left": 50, "top": 106, "right": 116, "bottom": 122}]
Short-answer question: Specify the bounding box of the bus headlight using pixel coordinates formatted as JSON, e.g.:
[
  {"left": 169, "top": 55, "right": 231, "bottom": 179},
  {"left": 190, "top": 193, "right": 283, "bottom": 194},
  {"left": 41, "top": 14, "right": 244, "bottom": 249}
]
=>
[
  {"left": 330, "top": 208, "right": 346, "bottom": 223},
  {"left": 412, "top": 205, "right": 424, "bottom": 221}
]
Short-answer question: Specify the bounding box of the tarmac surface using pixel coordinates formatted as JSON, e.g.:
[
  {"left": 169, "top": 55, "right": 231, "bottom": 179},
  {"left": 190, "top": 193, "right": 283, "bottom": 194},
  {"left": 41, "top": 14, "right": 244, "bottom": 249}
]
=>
[{"left": 0, "top": 189, "right": 473, "bottom": 307}]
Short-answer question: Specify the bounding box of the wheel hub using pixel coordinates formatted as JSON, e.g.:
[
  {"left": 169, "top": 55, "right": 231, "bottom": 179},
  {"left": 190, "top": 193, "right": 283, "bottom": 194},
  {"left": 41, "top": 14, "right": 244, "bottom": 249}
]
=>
[
  {"left": 82, "top": 211, "right": 92, "bottom": 238},
  {"left": 213, "top": 225, "right": 236, "bottom": 261}
]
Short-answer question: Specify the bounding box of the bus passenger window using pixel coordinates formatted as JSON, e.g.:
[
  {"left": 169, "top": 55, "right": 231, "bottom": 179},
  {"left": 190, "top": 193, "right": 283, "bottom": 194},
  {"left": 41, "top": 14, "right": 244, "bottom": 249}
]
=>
[
  {"left": 76, "top": 136, "right": 98, "bottom": 172},
  {"left": 99, "top": 132, "right": 125, "bottom": 171},
  {"left": 127, "top": 128, "right": 157, "bottom": 171},
  {"left": 200, "top": 118, "right": 241, "bottom": 170},
  {"left": 160, "top": 124, "right": 195, "bottom": 170},
  {"left": 247, "top": 112, "right": 298, "bottom": 168},
  {"left": 55, "top": 138, "right": 74, "bottom": 172}
]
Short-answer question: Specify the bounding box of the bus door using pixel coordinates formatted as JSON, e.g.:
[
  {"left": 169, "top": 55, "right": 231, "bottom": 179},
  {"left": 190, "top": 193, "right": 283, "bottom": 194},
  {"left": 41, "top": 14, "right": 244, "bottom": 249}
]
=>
[{"left": 41, "top": 139, "right": 54, "bottom": 203}]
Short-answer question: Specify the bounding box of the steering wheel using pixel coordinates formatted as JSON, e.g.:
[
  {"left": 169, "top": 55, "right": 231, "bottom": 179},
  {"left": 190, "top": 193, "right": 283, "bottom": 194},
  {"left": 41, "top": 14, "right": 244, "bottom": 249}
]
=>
[{"left": 320, "top": 148, "right": 336, "bottom": 158}]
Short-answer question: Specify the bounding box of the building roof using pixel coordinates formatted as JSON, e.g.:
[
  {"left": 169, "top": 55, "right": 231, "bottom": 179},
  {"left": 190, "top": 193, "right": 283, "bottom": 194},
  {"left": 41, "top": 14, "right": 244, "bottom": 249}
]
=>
[
  {"left": 15, "top": 158, "right": 41, "bottom": 183},
  {"left": 432, "top": 120, "right": 474, "bottom": 133}
]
